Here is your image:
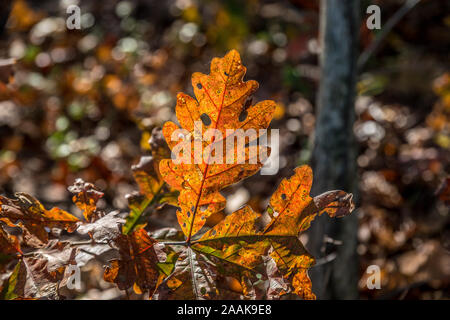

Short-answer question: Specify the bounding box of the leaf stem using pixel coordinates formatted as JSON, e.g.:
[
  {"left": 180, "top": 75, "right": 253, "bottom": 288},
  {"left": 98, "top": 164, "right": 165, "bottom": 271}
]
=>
[{"left": 186, "top": 55, "right": 234, "bottom": 243}]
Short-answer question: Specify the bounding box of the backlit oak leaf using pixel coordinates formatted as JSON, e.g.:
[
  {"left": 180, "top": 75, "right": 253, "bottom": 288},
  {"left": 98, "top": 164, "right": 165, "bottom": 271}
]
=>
[
  {"left": 160, "top": 50, "right": 277, "bottom": 240},
  {"left": 103, "top": 229, "right": 177, "bottom": 295},
  {"left": 0, "top": 193, "right": 79, "bottom": 247},
  {"left": 190, "top": 165, "right": 354, "bottom": 300}
]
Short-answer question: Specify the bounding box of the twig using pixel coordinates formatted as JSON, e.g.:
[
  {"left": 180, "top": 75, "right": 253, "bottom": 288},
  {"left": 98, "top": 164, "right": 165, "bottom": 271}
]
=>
[
  {"left": 19, "top": 240, "right": 110, "bottom": 257},
  {"left": 358, "top": 0, "right": 422, "bottom": 71},
  {"left": 159, "top": 240, "right": 187, "bottom": 246},
  {"left": 311, "top": 252, "right": 337, "bottom": 267},
  {"left": 69, "top": 240, "right": 109, "bottom": 246}
]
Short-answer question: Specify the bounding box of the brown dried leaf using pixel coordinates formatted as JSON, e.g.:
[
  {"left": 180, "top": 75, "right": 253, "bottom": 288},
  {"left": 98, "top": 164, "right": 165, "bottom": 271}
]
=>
[
  {"left": 152, "top": 247, "right": 218, "bottom": 300},
  {"left": 68, "top": 179, "right": 104, "bottom": 222},
  {"left": 1, "top": 254, "right": 66, "bottom": 300},
  {"left": 0, "top": 223, "right": 21, "bottom": 255},
  {"left": 103, "top": 229, "right": 176, "bottom": 295},
  {"left": 0, "top": 193, "right": 79, "bottom": 247},
  {"left": 77, "top": 210, "right": 124, "bottom": 243}
]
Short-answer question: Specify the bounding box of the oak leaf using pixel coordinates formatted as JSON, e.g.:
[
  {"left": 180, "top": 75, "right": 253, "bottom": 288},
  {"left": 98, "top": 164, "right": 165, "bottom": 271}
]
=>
[
  {"left": 152, "top": 247, "right": 219, "bottom": 300},
  {"left": 77, "top": 210, "right": 125, "bottom": 243},
  {"left": 153, "top": 50, "right": 355, "bottom": 299},
  {"left": 0, "top": 240, "right": 75, "bottom": 300},
  {"left": 103, "top": 229, "right": 177, "bottom": 295},
  {"left": 155, "top": 166, "right": 353, "bottom": 299},
  {"left": 159, "top": 49, "right": 276, "bottom": 241},
  {"left": 68, "top": 178, "right": 104, "bottom": 222},
  {"left": 0, "top": 224, "right": 21, "bottom": 256},
  {"left": 0, "top": 193, "right": 79, "bottom": 247}
]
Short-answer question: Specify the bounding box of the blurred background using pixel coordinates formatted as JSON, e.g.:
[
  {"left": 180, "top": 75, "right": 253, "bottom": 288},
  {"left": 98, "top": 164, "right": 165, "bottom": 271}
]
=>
[{"left": 0, "top": 0, "right": 448, "bottom": 299}]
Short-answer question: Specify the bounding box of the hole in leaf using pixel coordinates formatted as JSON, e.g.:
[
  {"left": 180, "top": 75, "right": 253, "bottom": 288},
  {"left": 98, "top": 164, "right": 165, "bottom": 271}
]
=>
[
  {"left": 238, "top": 110, "right": 248, "bottom": 122},
  {"left": 191, "top": 206, "right": 195, "bottom": 212},
  {"left": 197, "top": 83, "right": 202, "bottom": 89},
  {"left": 200, "top": 113, "right": 211, "bottom": 126},
  {"left": 211, "top": 230, "right": 216, "bottom": 236},
  {"left": 224, "top": 71, "right": 229, "bottom": 76},
  {"left": 281, "top": 193, "right": 287, "bottom": 200},
  {"left": 200, "top": 287, "right": 207, "bottom": 295},
  {"left": 200, "top": 205, "right": 208, "bottom": 212}
]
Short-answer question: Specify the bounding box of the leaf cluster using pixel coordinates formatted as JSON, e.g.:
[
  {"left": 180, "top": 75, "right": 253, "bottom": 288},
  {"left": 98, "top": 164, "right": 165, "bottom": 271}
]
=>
[{"left": 0, "top": 51, "right": 354, "bottom": 300}]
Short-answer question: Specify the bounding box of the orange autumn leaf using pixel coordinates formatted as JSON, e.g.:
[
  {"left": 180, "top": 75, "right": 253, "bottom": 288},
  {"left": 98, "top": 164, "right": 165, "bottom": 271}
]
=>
[
  {"left": 160, "top": 49, "right": 277, "bottom": 240},
  {"left": 188, "top": 166, "right": 353, "bottom": 300},
  {"left": 153, "top": 51, "right": 355, "bottom": 300}
]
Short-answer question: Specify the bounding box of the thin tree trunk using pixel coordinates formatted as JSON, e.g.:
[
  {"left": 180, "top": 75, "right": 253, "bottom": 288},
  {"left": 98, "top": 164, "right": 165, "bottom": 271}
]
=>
[
  {"left": 0, "top": 0, "right": 12, "bottom": 36},
  {"left": 307, "top": 0, "right": 360, "bottom": 299}
]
